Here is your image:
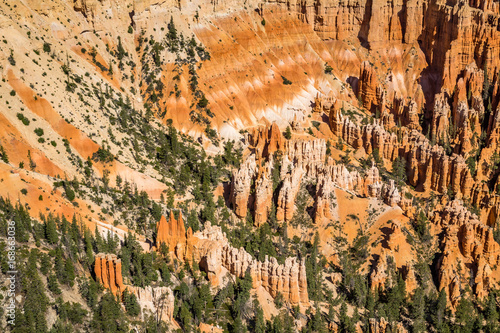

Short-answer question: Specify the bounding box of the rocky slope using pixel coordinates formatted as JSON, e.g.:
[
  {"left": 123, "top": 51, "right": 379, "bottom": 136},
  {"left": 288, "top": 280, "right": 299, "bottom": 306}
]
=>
[{"left": 0, "top": 0, "right": 500, "bottom": 332}]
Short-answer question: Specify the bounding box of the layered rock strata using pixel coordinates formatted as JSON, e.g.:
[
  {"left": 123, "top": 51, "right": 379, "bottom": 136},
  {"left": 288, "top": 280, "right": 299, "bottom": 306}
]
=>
[
  {"left": 330, "top": 106, "right": 474, "bottom": 198},
  {"left": 156, "top": 211, "right": 188, "bottom": 256},
  {"left": 94, "top": 253, "right": 175, "bottom": 321},
  {"left": 155, "top": 214, "right": 310, "bottom": 305},
  {"left": 269, "top": 0, "right": 500, "bottom": 95},
  {"left": 95, "top": 253, "right": 125, "bottom": 295},
  {"left": 432, "top": 201, "right": 500, "bottom": 305},
  {"left": 231, "top": 126, "right": 385, "bottom": 224}
]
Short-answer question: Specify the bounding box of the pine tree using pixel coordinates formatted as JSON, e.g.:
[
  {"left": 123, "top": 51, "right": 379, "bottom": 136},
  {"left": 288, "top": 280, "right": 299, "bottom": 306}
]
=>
[
  {"left": 167, "top": 16, "right": 178, "bottom": 42},
  {"left": 93, "top": 226, "right": 103, "bottom": 253},
  {"left": 284, "top": 126, "right": 292, "bottom": 140},
  {"left": 54, "top": 246, "right": 66, "bottom": 283},
  {"left": 123, "top": 289, "right": 141, "bottom": 316},
  {"left": 312, "top": 301, "right": 326, "bottom": 333},
  {"left": 90, "top": 292, "right": 128, "bottom": 332},
  {"left": 254, "top": 302, "right": 266, "bottom": 333},
  {"left": 63, "top": 259, "right": 75, "bottom": 286},
  {"left": 454, "top": 294, "right": 474, "bottom": 332},
  {"left": 179, "top": 301, "right": 192, "bottom": 332},
  {"left": 84, "top": 228, "right": 94, "bottom": 266},
  {"left": 484, "top": 291, "right": 499, "bottom": 332},
  {"left": 365, "top": 288, "right": 376, "bottom": 319},
  {"left": 410, "top": 286, "right": 426, "bottom": 332},
  {"left": 40, "top": 253, "right": 52, "bottom": 275},
  {"left": 391, "top": 156, "right": 407, "bottom": 186},
  {"left": 44, "top": 217, "right": 59, "bottom": 244},
  {"left": 78, "top": 277, "right": 99, "bottom": 310},
  {"left": 272, "top": 316, "right": 284, "bottom": 333},
  {"left": 16, "top": 251, "right": 49, "bottom": 332},
  {"left": 48, "top": 274, "right": 62, "bottom": 295},
  {"left": 338, "top": 302, "right": 355, "bottom": 333},
  {"left": 187, "top": 209, "right": 200, "bottom": 232},
  {"left": 306, "top": 233, "right": 322, "bottom": 301},
  {"left": 70, "top": 214, "right": 80, "bottom": 244},
  {"left": 433, "top": 288, "right": 448, "bottom": 330},
  {"left": 386, "top": 274, "right": 406, "bottom": 323}
]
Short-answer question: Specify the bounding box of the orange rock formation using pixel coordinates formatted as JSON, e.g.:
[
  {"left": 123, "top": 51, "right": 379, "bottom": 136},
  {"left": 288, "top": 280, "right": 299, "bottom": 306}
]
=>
[
  {"left": 432, "top": 201, "right": 500, "bottom": 306},
  {"left": 153, "top": 212, "right": 311, "bottom": 305},
  {"left": 156, "top": 211, "right": 189, "bottom": 257},
  {"left": 94, "top": 253, "right": 175, "bottom": 321},
  {"left": 95, "top": 253, "right": 125, "bottom": 295}
]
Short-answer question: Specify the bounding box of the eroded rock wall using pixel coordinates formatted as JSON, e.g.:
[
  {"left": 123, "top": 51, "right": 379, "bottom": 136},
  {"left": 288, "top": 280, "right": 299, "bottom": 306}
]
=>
[
  {"left": 154, "top": 214, "right": 310, "bottom": 305},
  {"left": 432, "top": 201, "right": 500, "bottom": 305},
  {"left": 94, "top": 253, "right": 175, "bottom": 321}
]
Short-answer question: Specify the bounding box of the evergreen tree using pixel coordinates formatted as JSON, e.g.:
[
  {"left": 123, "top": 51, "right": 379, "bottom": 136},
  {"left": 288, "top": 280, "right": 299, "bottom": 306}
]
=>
[
  {"left": 44, "top": 217, "right": 59, "bottom": 244},
  {"left": 385, "top": 273, "right": 406, "bottom": 324},
  {"left": 391, "top": 156, "right": 407, "bottom": 186},
  {"left": 48, "top": 274, "right": 62, "bottom": 295},
  {"left": 123, "top": 289, "right": 141, "bottom": 317},
  {"left": 365, "top": 288, "right": 376, "bottom": 319},
  {"left": 284, "top": 126, "right": 292, "bottom": 140},
  {"left": 94, "top": 226, "right": 104, "bottom": 253},
  {"left": 90, "top": 293, "right": 128, "bottom": 332},
  {"left": 15, "top": 250, "right": 49, "bottom": 333},
  {"left": 254, "top": 301, "right": 266, "bottom": 333},
  {"left": 78, "top": 277, "right": 99, "bottom": 310},
  {"left": 338, "top": 302, "right": 355, "bottom": 333},
  {"left": 484, "top": 291, "right": 499, "bottom": 332},
  {"left": 70, "top": 214, "right": 80, "bottom": 244},
  {"left": 454, "top": 294, "right": 475, "bottom": 333},
  {"left": 179, "top": 301, "right": 193, "bottom": 332},
  {"left": 63, "top": 259, "right": 75, "bottom": 286},
  {"left": 84, "top": 228, "right": 94, "bottom": 266},
  {"left": 433, "top": 288, "right": 448, "bottom": 331},
  {"left": 306, "top": 233, "right": 322, "bottom": 301},
  {"left": 54, "top": 246, "right": 66, "bottom": 283},
  {"left": 187, "top": 209, "right": 200, "bottom": 232},
  {"left": 410, "top": 286, "right": 426, "bottom": 332},
  {"left": 311, "top": 301, "right": 326, "bottom": 333},
  {"left": 167, "top": 16, "right": 178, "bottom": 42}
]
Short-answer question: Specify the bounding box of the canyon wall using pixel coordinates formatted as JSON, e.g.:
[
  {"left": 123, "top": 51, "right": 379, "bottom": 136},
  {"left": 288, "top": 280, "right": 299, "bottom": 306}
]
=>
[
  {"left": 267, "top": 0, "right": 500, "bottom": 94},
  {"left": 94, "top": 253, "right": 175, "bottom": 321},
  {"left": 431, "top": 201, "right": 500, "bottom": 305},
  {"left": 154, "top": 213, "right": 310, "bottom": 305},
  {"left": 231, "top": 124, "right": 397, "bottom": 225}
]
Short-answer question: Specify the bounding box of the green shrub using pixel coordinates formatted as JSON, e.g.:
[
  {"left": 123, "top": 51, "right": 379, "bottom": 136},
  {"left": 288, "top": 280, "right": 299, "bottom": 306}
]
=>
[
  {"left": 16, "top": 113, "right": 30, "bottom": 125},
  {"left": 43, "top": 42, "right": 51, "bottom": 53},
  {"left": 0, "top": 145, "right": 8, "bottom": 163},
  {"left": 282, "top": 76, "right": 292, "bottom": 85},
  {"left": 8, "top": 50, "right": 15, "bottom": 66},
  {"left": 197, "top": 95, "right": 209, "bottom": 108},
  {"left": 93, "top": 147, "right": 114, "bottom": 163},
  {"left": 65, "top": 186, "right": 75, "bottom": 201},
  {"left": 34, "top": 128, "right": 44, "bottom": 136},
  {"left": 284, "top": 126, "right": 292, "bottom": 140},
  {"left": 324, "top": 63, "right": 333, "bottom": 74}
]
